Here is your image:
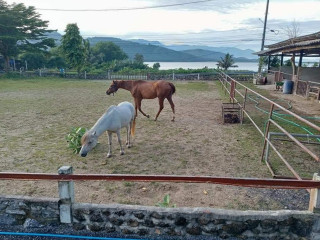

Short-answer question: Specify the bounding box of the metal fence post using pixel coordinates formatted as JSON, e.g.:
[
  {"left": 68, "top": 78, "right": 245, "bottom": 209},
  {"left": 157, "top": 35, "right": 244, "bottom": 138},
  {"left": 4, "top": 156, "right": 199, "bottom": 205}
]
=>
[
  {"left": 309, "top": 173, "right": 320, "bottom": 213},
  {"left": 241, "top": 88, "right": 248, "bottom": 124},
  {"left": 261, "top": 104, "right": 274, "bottom": 162},
  {"left": 58, "top": 166, "right": 74, "bottom": 223}
]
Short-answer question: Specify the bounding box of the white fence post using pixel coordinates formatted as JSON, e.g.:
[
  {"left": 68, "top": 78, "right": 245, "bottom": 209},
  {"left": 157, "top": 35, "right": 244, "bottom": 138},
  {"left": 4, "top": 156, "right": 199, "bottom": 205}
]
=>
[
  {"left": 309, "top": 173, "right": 320, "bottom": 213},
  {"left": 58, "top": 166, "right": 74, "bottom": 223}
]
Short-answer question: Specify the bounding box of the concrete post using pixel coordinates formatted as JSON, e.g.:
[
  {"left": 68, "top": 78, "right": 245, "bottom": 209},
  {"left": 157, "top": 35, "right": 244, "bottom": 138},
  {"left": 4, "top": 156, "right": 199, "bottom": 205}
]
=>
[
  {"left": 58, "top": 166, "right": 74, "bottom": 223},
  {"left": 309, "top": 173, "right": 320, "bottom": 213}
]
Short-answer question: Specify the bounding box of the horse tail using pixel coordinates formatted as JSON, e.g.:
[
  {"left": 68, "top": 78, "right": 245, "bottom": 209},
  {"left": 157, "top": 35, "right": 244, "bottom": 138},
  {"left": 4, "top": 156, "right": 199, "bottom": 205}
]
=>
[
  {"left": 169, "top": 82, "right": 176, "bottom": 95},
  {"left": 131, "top": 117, "right": 136, "bottom": 137}
]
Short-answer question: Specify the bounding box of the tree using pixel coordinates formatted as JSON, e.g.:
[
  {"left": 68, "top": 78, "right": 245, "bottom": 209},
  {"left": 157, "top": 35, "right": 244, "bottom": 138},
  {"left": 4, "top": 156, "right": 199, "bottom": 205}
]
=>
[
  {"left": 91, "top": 41, "right": 127, "bottom": 64},
  {"left": 283, "top": 20, "right": 300, "bottom": 76},
  {"left": 134, "top": 53, "right": 144, "bottom": 65},
  {"left": 262, "top": 56, "right": 280, "bottom": 68},
  {"left": 83, "top": 39, "right": 91, "bottom": 66},
  {"left": 60, "top": 23, "right": 86, "bottom": 74},
  {"left": 216, "top": 53, "right": 238, "bottom": 70},
  {"left": 20, "top": 52, "right": 46, "bottom": 70},
  {"left": 0, "top": 1, "right": 55, "bottom": 71},
  {"left": 153, "top": 62, "right": 160, "bottom": 70}
]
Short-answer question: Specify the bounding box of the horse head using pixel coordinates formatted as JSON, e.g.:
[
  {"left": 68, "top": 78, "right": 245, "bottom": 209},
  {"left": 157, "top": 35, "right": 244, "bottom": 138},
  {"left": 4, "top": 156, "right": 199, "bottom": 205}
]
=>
[
  {"left": 106, "top": 80, "right": 119, "bottom": 95},
  {"left": 79, "top": 131, "right": 98, "bottom": 157}
]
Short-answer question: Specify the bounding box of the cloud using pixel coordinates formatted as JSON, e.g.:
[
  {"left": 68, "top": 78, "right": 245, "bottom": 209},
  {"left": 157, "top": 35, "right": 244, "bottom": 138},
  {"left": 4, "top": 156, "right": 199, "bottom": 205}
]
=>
[{"left": 139, "top": 0, "right": 257, "bottom": 12}]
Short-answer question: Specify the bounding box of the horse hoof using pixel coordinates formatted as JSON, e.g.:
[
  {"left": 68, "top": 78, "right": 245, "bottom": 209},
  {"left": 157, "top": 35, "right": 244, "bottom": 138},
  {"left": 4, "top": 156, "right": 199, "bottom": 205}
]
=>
[
  {"left": 107, "top": 154, "right": 112, "bottom": 158},
  {"left": 127, "top": 145, "right": 131, "bottom": 148},
  {"left": 146, "top": 115, "right": 150, "bottom": 118},
  {"left": 120, "top": 151, "right": 124, "bottom": 155}
]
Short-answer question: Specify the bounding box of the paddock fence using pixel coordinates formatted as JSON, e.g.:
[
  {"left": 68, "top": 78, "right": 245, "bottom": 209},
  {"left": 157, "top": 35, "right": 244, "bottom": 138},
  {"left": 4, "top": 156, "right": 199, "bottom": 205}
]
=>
[
  {"left": 1, "top": 74, "right": 320, "bottom": 215},
  {"left": 218, "top": 72, "right": 320, "bottom": 183},
  {"left": 15, "top": 69, "right": 255, "bottom": 81}
]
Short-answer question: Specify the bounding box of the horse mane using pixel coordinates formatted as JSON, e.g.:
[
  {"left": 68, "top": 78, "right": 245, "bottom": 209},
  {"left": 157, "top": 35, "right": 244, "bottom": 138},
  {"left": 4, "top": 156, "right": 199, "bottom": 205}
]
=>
[
  {"left": 81, "top": 132, "right": 88, "bottom": 145},
  {"left": 106, "top": 105, "right": 116, "bottom": 114}
]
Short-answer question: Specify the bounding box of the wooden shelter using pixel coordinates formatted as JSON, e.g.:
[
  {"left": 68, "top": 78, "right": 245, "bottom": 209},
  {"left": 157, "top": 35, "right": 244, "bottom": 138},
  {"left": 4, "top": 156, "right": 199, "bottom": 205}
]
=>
[
  {"left": 255, "top": 32, "right": 320, "bottom": 100},
  {"left": 255, "top": 31, "right": 320, "bottom": 68}
]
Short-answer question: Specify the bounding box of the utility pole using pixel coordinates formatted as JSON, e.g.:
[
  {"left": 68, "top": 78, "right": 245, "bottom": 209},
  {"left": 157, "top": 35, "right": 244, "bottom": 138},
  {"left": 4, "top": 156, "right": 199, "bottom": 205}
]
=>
[
  {"left": 258, "top": 0, "right": 270, "bottom": 74},
  {"left": 261, "top": 0, "right": 270, "bottom": 51}
]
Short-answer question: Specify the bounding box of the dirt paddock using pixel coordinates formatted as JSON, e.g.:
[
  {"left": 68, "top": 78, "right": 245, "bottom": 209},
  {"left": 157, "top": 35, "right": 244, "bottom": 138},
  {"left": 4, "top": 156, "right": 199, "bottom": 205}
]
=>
[{"left": 0, "top": 79, "right": 318, "bottom": 210}]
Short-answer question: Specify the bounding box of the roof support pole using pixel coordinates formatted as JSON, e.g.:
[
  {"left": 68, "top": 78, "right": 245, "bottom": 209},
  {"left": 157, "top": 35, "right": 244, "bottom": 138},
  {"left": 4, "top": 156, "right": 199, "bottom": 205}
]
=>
[
  {"left": 280, "top": 54, "right": 284, "bottom": 66},
  {"left": 299, "top": 50, "right": 304, "bottom": 67}
]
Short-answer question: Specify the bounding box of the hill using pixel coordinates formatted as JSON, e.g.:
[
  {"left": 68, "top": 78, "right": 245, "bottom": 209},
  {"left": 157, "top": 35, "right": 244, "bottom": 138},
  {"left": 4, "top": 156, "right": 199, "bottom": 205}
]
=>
[
  {"left": 87, "top": 37, "right": 205, "bottom": 62},
  {"left": 181, "top": 49, "right": 225, "bottom": 61},
  {"left": 166, "top": 44, "right": 257, "bottom": 60},
  {"left": 48, "top": 33, "right": 257, "bottom": 62}
]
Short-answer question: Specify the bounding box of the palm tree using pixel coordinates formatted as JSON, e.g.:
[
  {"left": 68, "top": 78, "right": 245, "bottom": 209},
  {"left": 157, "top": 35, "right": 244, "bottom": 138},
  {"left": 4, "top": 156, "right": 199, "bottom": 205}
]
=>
[{"left": 216, "top": 53, "right": 238, "bottom": 71}]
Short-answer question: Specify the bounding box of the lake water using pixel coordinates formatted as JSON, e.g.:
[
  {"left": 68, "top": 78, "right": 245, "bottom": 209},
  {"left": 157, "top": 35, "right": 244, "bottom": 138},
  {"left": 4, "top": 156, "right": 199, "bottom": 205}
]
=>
[{"left": 145, "top": 61, "right": 259, "bottom": 72}]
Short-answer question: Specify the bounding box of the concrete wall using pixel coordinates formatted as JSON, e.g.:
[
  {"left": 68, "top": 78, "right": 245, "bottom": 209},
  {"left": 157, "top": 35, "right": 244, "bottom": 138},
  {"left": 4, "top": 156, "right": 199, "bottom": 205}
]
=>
[
  {"left": 1, "top": 195, "right": 320, "bottom": 239},
  {"left": 280, "top": 66, "right": 294, "bottom": 80},
  {"left": 298, "top": 67, "right": 320, "bottom": 83}
]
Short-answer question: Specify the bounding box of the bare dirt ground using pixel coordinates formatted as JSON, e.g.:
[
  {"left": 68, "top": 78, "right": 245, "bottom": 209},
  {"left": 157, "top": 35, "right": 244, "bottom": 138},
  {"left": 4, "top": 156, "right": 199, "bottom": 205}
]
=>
[
  {"left": 256, "top": 84, "right": 320, "bottom": 116},
  {"left": 0, "top": 79, "right": 317, "bottom": 210}
]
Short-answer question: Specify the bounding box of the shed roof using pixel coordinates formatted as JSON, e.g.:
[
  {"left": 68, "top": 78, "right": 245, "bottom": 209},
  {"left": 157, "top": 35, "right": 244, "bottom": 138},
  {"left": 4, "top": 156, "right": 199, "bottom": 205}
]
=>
[{"left": 254, "top": 31, "right": 320, "bottom": 56}]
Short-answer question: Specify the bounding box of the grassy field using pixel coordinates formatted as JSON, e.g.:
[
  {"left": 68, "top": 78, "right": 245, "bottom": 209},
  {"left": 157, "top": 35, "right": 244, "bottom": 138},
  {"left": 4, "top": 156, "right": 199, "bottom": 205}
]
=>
[{"left": 0, "top": 78, "right": 318, "bottom": 210}]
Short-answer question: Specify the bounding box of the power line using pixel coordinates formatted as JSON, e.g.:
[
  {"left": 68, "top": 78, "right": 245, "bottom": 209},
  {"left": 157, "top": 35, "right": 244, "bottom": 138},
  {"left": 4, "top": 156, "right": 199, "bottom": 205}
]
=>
[{"left": 36, "top": 0, "right": 215, "bottom": 12}]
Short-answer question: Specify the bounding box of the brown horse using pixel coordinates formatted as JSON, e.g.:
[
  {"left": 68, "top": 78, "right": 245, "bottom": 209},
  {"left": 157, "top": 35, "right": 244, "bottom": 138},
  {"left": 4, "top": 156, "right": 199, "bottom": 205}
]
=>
[{"left": 106, "top": 80, "right": 176, "bottom": 121}]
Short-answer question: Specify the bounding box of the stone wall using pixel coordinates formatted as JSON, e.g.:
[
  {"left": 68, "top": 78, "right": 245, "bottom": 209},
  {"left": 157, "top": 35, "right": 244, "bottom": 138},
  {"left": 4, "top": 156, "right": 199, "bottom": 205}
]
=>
[
  {"left": 72, "top": 203, "right": 320, "bottom": 239},
  {"left": 0, "top": 195, "right": 59, "bottom": 226},
  {"left": 1, "top": 195, "right": 320, "bottom": 239}
]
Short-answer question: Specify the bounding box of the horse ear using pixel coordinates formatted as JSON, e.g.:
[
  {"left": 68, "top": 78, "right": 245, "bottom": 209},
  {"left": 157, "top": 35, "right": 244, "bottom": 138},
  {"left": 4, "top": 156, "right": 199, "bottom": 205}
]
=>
[
  {"left": 113, "top": 80, "right": 115, "bottom": 84},
  {"left": 92, "top": 131, "right": 96, "bottom": 136}
]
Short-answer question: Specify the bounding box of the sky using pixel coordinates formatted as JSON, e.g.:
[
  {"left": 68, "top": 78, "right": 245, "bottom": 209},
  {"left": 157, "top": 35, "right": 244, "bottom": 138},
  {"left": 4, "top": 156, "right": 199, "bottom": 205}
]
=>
[{"left": 6, "top": 0, "right": 320, "bottom": 50}]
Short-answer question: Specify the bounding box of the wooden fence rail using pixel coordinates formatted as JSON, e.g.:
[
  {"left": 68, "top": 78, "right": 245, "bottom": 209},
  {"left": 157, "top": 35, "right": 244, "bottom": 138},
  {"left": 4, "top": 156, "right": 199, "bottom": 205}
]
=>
[
  {"left": 218, "top": 72, "right": 320, "bottom": 181},
  {"left": 0, "top": 172, "right": 319, "bottom": 189}
]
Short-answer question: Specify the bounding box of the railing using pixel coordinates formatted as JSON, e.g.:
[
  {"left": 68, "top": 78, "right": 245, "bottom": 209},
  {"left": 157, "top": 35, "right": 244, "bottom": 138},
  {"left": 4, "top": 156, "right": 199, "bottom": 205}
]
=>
[
  {"left": 1, "top": 74, "right": 319, "bottom": 212},
  {"left": 12, "top": 70, "right": 255, "bottom": 81},
  {"left": 1, "top": 171, "right": 320, "bottom": 189},
  {"left": 218, "top": 72, "right": 320, "bottom": 181},
  {"left": 1, "top": 166, "right": 320, "bottom": 224}
]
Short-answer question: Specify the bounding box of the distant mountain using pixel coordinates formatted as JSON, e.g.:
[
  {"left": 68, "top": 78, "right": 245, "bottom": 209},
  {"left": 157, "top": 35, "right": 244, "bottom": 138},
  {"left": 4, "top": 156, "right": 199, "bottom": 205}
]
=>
[
  {"left": 46, "top": 31, "right": 62, "bottom": 45},
  {"left": 181, "top": 49, "right": 225, "bottom": 61},
  {"left": 87, "top": 37, "right": 206, "bottom": 62},
  {"left": 180, "top": 49, "right": 257, "bottom": 62},
  {"left": 129, "top": 39, "right": 164, "bottom": 47},
  {"left": 49, "top": 34, "right": 257, "bottom": 62},
  {"left": 166, "top": 44, "right": 257, "bottom": 60}
]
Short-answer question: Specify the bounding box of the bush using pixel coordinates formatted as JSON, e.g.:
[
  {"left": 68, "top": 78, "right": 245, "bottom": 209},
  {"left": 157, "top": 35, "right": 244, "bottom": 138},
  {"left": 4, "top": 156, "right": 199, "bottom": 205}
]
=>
[{"left": 66, "top": 127, "right": 87, "bottom": 154}]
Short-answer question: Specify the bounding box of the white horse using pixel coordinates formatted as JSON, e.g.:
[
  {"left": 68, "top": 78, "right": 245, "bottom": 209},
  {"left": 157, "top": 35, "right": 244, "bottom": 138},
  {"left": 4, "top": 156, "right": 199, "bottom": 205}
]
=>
[{"left": 80, "top": 101, "right": 136, "bottom": 158}]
